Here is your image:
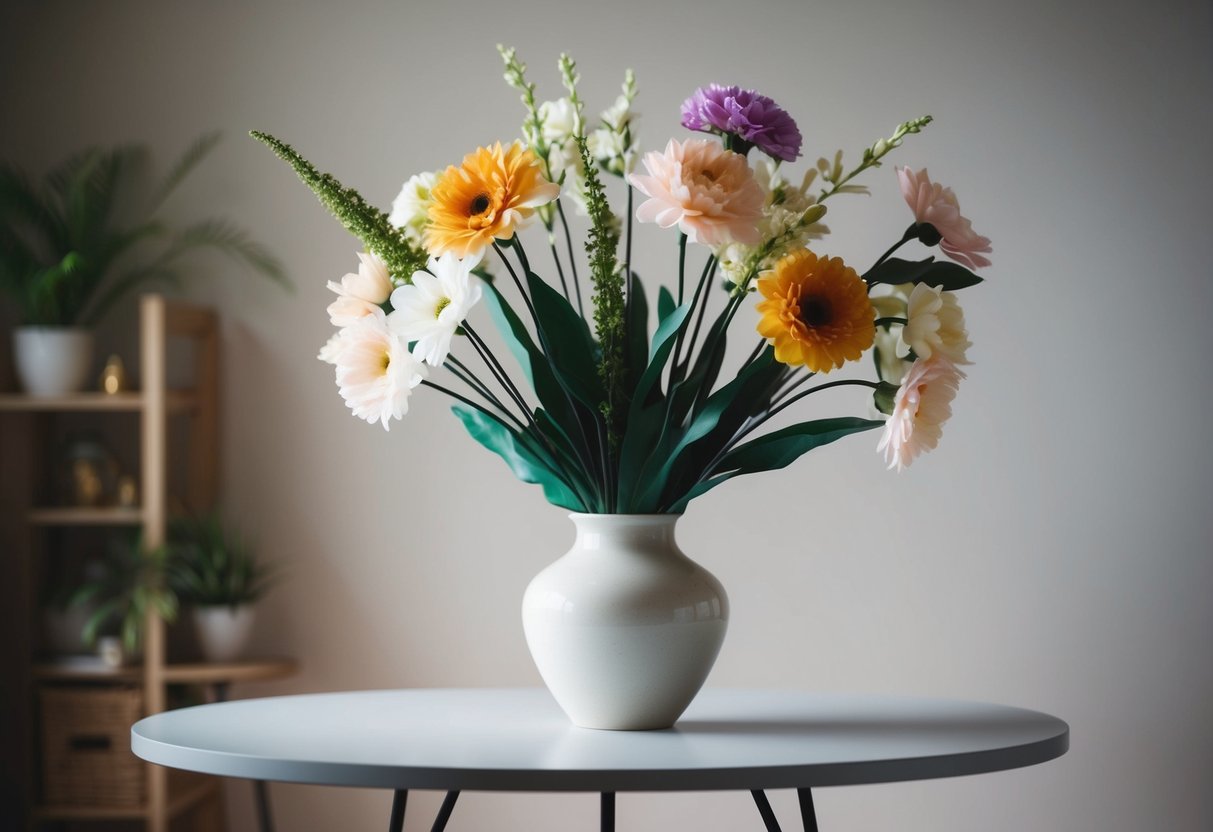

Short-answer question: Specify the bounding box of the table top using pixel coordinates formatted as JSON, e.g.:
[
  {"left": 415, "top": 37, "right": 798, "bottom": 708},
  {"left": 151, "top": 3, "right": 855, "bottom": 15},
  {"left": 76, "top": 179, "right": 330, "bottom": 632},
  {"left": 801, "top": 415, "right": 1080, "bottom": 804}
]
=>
[{"left": 131, "top": 688, "right": 1069, "bottom": 793}]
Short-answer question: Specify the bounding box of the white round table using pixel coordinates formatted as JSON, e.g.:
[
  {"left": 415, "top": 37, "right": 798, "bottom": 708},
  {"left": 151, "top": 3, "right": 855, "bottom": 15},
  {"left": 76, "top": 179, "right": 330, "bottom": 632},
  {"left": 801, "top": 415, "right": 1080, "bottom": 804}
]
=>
[{"left": 131, "top": 688, "right": 1069, "bottom": 831}]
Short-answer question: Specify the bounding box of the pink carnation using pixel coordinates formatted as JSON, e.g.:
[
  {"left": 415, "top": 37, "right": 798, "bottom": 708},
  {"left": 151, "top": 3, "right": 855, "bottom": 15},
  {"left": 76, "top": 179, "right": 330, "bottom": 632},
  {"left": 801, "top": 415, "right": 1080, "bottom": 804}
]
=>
[
  {"left": 876, "top": 355, "right": 964, "bottom": 471},
  {"left": 897, "top": 167, "right": 992, "bottom": 270},
  {"left": 630, "top": 139, "right": 764, "bottom": 246}
]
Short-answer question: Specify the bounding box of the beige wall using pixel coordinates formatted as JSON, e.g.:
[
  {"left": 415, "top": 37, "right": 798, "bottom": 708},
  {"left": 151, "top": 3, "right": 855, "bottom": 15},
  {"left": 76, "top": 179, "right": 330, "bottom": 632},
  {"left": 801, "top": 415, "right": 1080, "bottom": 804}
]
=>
[{"left": 3, "top": 0, "right": 1210, "bottom": 829}]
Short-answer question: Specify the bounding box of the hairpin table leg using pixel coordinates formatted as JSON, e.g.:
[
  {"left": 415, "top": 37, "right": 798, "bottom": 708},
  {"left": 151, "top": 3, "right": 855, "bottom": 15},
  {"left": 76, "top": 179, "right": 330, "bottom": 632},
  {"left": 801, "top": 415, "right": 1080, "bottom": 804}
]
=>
[
  {"left": 431, "top": 790, "right": 461, "bottom": 832},
  {"left": 798, "top": 788, "right": 819, "bottom": 832},
  {"left": 752, "top": 790, "right": 784, "bottom": 832},
  {"left": 388, "top": 789, "right": 408, "bottom": 832},
  {"left": 601, "top": 792, "right": 616, "bottom": 832}
]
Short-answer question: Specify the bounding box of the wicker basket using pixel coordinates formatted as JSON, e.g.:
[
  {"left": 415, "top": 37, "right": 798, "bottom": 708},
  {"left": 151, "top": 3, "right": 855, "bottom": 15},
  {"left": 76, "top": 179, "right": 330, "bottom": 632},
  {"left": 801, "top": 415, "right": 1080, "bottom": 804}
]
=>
[{"left": 40, "top": 685, "right": 145, "bottom": 807}]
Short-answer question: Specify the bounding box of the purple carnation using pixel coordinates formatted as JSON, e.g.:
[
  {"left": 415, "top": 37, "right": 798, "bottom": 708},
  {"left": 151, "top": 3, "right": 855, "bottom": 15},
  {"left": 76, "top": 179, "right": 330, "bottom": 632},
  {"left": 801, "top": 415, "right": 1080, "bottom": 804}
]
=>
[{"left": 680, "top": 84, "right": 802, "bottom": 162}]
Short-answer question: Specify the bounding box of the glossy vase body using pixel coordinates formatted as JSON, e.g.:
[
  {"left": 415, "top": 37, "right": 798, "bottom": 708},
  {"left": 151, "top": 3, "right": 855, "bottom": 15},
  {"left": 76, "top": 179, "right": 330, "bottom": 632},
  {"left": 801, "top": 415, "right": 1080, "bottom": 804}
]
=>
[
  {"left": 522, "top": 514, "right": 728, "bottom": 730},
  {"left": 13, "top": 327, "right": 93, "bottom": 396}
]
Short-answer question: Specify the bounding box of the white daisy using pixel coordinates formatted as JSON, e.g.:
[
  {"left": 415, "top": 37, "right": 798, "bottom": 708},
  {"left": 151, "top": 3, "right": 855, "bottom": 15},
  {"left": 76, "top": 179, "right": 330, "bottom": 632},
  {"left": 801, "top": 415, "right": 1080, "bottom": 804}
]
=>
[{"left": 389, "top": 250, "right": 485, "bottom": 367}]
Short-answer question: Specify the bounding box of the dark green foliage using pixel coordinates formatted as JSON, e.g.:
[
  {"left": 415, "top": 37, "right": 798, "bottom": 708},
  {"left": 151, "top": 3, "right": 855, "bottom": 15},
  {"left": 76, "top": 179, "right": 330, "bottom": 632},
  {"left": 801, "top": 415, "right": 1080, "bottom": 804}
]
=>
[
  {"left": 0, "top": 135, "right": 288, "bottom": 325},
  {"left": 168, "top": 513, "right": 276, "bottom": 608}
]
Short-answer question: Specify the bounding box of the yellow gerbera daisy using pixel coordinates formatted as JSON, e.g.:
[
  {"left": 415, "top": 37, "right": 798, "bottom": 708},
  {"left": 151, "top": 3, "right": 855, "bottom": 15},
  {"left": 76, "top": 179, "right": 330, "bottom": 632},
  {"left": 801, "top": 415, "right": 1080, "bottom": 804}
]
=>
[
  {"left": 425, "top": 141, "right": 561, "bottom": 258},
  {"left": 755, "top": 249, "right": 875, "bottom": 372}
]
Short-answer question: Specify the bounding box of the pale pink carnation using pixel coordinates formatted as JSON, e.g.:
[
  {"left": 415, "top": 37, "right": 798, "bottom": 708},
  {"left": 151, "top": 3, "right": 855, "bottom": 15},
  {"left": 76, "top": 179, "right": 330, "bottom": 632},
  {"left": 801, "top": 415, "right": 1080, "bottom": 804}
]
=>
[
  {"left": 897, "top": 167, "right": 992, "bottom": 270},
  {"left": 877, "top": 355, "right": 965, "bottom": 471},
  {"left": 630, "top": 138, "right": 764, "bottom": 246},
  {"left": 326, "top": 252, "right": 393, "bottom": 326},
  {"left": 899, "top": 283, "right": 972, "bottom": 364},
  {"left": 323, "top": 310, "right": 426, "bottom": 430}
]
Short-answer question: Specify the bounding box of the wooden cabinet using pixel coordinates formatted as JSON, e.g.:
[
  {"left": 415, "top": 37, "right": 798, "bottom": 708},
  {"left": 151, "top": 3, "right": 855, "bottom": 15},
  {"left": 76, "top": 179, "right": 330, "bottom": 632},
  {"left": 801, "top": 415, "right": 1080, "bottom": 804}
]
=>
[{"left": 0, "top": 295, "right": 293, "bottom": 831}]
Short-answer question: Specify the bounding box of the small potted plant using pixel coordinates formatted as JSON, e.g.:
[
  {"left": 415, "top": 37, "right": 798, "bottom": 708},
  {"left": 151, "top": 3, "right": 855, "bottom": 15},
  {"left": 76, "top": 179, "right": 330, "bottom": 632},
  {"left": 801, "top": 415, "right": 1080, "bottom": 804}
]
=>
[
  {"left": 0, "top": 134, "right": 288, "bottom": 395},
  {"left": 168, "top": 513, "right": 276, "bottom": 662},
  {"left": 68, "top": 535, "right": 179, "bottom": 666}
]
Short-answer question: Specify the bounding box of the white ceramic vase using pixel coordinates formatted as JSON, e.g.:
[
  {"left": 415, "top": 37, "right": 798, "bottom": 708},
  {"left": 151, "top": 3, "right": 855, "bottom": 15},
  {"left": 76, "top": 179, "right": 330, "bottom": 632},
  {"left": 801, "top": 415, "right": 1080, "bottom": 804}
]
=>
[
  {"left": 522, "top": 513, "right": 728, "bottom": 730},
  {"left": 193, "top": 606, "right": 255, "bottom": 662},
  {"left": 12, "top": 326, "right": 94, "bottom": 396}
]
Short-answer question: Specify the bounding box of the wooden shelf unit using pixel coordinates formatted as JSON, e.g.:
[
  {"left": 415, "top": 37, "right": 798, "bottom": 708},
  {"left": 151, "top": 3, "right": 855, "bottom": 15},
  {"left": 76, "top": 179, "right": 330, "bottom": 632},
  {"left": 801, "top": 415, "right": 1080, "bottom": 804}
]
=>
[{"left": 0, "top": 295, "right": 245, "bottom": 832}]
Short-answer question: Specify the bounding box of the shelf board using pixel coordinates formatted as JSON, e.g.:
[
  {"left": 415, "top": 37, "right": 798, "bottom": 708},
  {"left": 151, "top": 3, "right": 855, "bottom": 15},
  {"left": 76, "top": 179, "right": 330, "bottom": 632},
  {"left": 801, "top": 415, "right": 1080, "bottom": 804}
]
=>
[
  {"left": 34, "top": 657, "right": 298, "bottom": 685},
  {"left": 28, "top": 506, "right": 144, "bottom": 526},
  {"left": 0, "top": 390, "right": 196, "bottom": 413},
  {"left": 31, "top": 770, "right": 218, "bottom": 822}
]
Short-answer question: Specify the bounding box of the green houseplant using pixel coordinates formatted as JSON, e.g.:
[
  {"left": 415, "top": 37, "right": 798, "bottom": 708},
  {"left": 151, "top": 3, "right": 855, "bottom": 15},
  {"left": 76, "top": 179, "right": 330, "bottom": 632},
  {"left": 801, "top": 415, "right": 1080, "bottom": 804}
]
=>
[
  {"left": 68, "top": 534, "right": 179, "bottom": 664},
  {"left": 0, "top": 133, "right": 288, "bottom": 394},
  {"left": 168, "top": 513, "right": 276, "bottom": 662}
]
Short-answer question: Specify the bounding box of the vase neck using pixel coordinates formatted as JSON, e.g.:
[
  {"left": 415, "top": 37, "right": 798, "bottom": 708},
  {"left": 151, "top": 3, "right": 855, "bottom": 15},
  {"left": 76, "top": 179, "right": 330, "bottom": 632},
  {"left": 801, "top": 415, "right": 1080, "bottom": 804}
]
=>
[{"left": 569, "top": 513, "right": 681, "bottom": 554}]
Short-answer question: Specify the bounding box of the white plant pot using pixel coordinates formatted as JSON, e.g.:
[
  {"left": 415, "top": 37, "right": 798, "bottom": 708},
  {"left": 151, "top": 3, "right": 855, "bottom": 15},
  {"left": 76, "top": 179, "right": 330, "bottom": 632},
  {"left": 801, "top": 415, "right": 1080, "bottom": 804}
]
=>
[
  {"left": 193, "top": 606, "right": 256, "bottom": 662},
  {"left": 522, "top": 513, "right": 728, "bottom": 730},
  {"left": 12, "top": 326, "right": 94, "bottom": 396}
]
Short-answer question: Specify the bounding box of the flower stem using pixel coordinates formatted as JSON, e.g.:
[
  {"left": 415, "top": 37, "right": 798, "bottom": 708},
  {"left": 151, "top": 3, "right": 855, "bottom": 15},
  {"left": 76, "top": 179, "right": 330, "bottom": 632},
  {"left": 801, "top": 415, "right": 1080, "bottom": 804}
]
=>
[
  {"left": 875, "top": 316, "right": 908, "bottom": 328},
  {"left": 738, "top": 378, "right": 881, "bottom": 446},
  {"left": 493, "top": 241, "right": 541, "bottom": 330},
  {"left": 549, "top": 236, "right": 571, "bottom": 303},
  {"left": 556, "top": 199, "right": 584, "bottom": 317},
  {"left": 676, "top": 232, "right": 688, "bottom": 305},
  {"left": 865, "top": 225, "right": 918, "bottom": 284},
  {"left": 676, "top": 256, "right": 719, "bottom": 377},
  {"left": 445, "top": 355, "right": 527, "bottom": 431}
]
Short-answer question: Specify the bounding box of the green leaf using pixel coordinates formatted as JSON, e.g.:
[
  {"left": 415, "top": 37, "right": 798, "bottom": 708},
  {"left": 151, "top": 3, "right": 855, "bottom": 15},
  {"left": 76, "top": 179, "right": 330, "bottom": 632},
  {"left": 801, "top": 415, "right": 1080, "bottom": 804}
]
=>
[
  {"left": 668, "top": 417, "right": 883, "bottom": 512},
  {"left": 526, "top": 270, "right": 605, "bottom": 408},
  {"left": 623, "top": 273, "right": 648, "bottom": 400},
  {"left": 864, "top": 257, "right": 983, "bottom": 291},
  {"left": 656, "top": 286, "right": 676, "bottom": 337},
  {"left": 641, "top": 349, "right": 782, "bottom": 510},
  {"left": 616, "top": 303, "right": 691, "bottom": 509},
  {"left": 452, "top": 405, "right": 585, "bottom": 511}
]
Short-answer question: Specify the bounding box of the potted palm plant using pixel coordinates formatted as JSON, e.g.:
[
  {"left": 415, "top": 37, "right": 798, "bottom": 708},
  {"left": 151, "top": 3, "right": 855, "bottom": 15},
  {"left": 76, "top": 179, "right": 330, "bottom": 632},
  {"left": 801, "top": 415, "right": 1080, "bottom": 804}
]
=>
[
  {"left": 0, "top": 134, "right": 288, "bottom": 394},
  {"left": 168, "top": 513, "right": 276, "bottom": 662}
]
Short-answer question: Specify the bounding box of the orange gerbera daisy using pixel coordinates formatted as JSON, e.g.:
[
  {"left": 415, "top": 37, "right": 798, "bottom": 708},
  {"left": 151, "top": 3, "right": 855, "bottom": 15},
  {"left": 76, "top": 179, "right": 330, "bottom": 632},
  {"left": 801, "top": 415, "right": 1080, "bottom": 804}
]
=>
[
  {"left": 425, "top": 141, "right": 561, "bottom": 258},
  {"left": 755, "top": 249, "right": 875, "bottom": 373}
]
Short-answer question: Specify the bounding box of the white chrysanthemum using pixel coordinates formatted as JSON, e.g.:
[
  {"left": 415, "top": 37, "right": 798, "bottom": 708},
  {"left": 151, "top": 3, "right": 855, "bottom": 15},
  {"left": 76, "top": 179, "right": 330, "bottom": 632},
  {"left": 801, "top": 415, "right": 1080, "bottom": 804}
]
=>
[
  {"left": 898, "top": 283, "right": 971, "bottom": 364},
  {"left": 876, "top": 355, "right": 964, "bottom": 470},
  {"left": 389, "top": 171, "right": 439, "bottom": 242},
  {"left": 326, "top": 252, "right": 393, "bottom": 327},
  {"left": 389, "top": 250, "right": 485, "bottom": 367},
  {"left": 325, "top": 310, "right": 426, "bottom": 430}
]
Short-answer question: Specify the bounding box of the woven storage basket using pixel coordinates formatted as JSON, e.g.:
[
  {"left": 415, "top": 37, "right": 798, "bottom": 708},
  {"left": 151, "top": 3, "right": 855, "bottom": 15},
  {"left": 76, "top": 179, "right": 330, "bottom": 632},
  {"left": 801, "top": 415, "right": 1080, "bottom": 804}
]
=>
[{"left": 41, "top": 685, "right": 145, "bottom": 807}]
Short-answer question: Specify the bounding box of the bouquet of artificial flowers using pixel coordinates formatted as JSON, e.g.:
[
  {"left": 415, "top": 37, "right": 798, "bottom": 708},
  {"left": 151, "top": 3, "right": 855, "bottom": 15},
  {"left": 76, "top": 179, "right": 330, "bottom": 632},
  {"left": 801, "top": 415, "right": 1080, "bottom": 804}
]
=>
[{"left": 253, "top": 47, "right": 990, "bottom": 514}]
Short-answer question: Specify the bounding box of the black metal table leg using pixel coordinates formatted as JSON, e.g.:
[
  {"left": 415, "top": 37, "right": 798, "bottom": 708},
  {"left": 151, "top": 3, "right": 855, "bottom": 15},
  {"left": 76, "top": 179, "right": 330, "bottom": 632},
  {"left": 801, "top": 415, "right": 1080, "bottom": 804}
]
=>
[
  {"left": 601, "top": 792, "right": 615, "bottom": 832},
  {"left": 389, "top": 789, "right": 408, "bottom": 832},
  {"left": 751, "top": 790, "right": 784, "bottom": 832},
  {"left": 431, "top": 790, "right": 461, "bottom": 832},
  {"left": 797, "top": 788, "right": 819, "bottom": 832}
]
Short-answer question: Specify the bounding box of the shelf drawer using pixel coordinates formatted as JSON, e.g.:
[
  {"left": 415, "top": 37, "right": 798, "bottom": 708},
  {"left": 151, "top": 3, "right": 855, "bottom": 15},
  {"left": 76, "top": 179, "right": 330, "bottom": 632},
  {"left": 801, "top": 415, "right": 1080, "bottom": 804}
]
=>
[{"left": 40, "top": 685, "right": 145, "bottom": 807}]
